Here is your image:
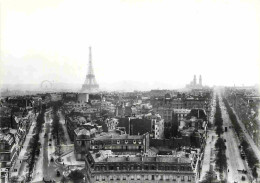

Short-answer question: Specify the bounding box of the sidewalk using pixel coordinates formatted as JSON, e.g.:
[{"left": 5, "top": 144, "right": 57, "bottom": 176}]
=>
[
  {"left": 200, "top": 131, "right": 217, "bottom": 182},
  {"left": 15, "top": 114, "right": 37, "bottom": 178}
]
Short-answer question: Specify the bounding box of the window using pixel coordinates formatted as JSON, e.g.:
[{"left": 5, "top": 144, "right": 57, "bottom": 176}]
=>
[
  {"left": 137, "top": 175, "right": 141, "bottom": 180},
  {"left": 131, "top": 175, "right": 134, "bottom": 180},
  {"left": 188, "top": 176, "right": 191, "bottom": 182},
  {"left": 151, "top": 165, "right": 156, "bottom": 170},
  {"left": 173, "top": 176, "right": 176, "bottom": 181},
  {"left": 152, "top": 175, "right": 155, "bottom": 180},
  {"left": 181, "top": 176, "right": 185, "bottom": 181},
  {"left": 160, "top": 175, "right": 163, "bottom": 180},
  {"left": 144, "top": 175, "right": 148, "bottom": 180},
  {"left": 95, "top": 166, "right": 99, "bottom": 171},
  {"left": 165, "top": 175, "right": 169, "bottom": 181}
]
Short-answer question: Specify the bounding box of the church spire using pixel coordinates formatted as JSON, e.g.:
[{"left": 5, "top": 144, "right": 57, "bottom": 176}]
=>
[{"left": 199, "top": 75, "right": 202, "bottom": 86}]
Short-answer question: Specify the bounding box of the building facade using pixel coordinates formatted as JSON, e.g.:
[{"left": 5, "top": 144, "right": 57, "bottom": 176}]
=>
[
  {"left": 0, "top": 132, "right": 17, "bottom": 182},
  {"left": 74, "top": 130, "right": 149, "bottom": 161},
  {"left": 85, "top": 150, "right": 199, "bottom": 183}
]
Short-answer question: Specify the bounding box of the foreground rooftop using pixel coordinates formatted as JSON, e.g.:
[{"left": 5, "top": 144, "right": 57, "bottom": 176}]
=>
[{"left": 90, "top": 150, "right": 195, "bottom": 164}]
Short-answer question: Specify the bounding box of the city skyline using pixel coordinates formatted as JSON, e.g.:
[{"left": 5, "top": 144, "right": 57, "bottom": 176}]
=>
[
  {"left": 1, "top": 1, "right": 260, "bottom": 182},
  {"left": 1, "top": 0, "right": 260, "bottom": 90}
]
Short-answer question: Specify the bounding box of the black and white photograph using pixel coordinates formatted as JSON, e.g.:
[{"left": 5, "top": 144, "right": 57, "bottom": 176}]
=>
[{"left": 0, "top": 0, "right": 260, "bottom": 182}]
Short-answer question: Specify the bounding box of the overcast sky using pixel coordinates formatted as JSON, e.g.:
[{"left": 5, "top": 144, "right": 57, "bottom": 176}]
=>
[{"left": 1, "top": 0, "right": 260, "bottom": 90}]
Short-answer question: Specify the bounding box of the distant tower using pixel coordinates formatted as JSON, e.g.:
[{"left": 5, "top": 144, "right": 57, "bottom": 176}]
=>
[
  {"left": 199, "top": 75, "right": 202, "bottom": 86},
  {"left": 81, "top": 47, "right": 99, "bottom": 93},
  {"left": 193, "top": 75, "right": 197, "bottom": 85}
]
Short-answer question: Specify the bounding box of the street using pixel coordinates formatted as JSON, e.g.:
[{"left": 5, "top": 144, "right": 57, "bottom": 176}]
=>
[
  {"left": 231, "top": 106, "right": 260, "bottom": 162},
  {"left": 30, "top": 109, "right": 75, "bottom": 182},
  {"left": 200, "top": 93, "right": 253, "bottom": 183},
  {"left": 219, "top": 96, "right": 250, "bottom": 183}
]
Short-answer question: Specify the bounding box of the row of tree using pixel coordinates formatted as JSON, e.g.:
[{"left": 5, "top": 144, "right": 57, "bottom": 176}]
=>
[
  {"left": 215, "top": 138, "right": 227, "bottom": 174},
  {"left": 61, "top": 169, "right": 85, "bottom": 183},
  {"left": 51, "top": 102, "right": 65, "bottom": 157},
  {"left": 214, "top": 96, "right": 224, "bottom": 137},
  {"left": 27, "top": 107, "right": 46, "bottom": 180},
  {"left": 214, "top": 96, "right": 227, "bottom": 181},
  {"left": 200, "top": 169, "right": 221, "bottom": 183},
  {"left": 223, "top": 97, "right": 259, "bottom": 179}
]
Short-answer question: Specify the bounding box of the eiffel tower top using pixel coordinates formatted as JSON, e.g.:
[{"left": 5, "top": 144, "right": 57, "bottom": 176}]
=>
[
  {"left": 88, "top": 46, "right": 94, "bottom": 76},
  {"left": 81, "top": 46, "right": 99, "bottom": 93}
]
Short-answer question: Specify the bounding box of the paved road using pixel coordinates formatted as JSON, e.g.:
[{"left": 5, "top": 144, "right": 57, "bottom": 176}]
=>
[
  {"left": 231, "top": 106, "right": 260, "bottom": 163},
  {"left": 31, "top": 110, "right": 80, "bottom": 182},
  {"left": 219, "top": 97, "right": 250, "bottom": 183},
  {"left": 41, "top": 110, "right": 68, "bottom": 182},
  {"left": 58, "top": 111, "right": 72, "bottom": 145}
]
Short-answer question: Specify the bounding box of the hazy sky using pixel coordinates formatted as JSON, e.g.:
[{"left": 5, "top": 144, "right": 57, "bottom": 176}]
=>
[{"left": 1, "top": 0, "right": 260, "bottom": 89}]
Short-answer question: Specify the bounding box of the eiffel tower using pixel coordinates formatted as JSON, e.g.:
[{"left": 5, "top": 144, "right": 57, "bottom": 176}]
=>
[{"left": 81, "top": 47, "right": 99, "bottom": 93}]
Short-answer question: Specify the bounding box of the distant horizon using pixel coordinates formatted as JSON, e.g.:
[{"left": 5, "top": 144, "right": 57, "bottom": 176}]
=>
[{"left": 1, "top": 80, "right": 259, "bottom": 92}]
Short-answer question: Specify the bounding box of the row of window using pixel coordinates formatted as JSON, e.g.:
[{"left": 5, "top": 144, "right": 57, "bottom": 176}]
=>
[
  {"left": 157, "top": 104, "right": 205, "bottom": 108},
  {"left": 94, "top": 174, "right": 194, "bottom": 182},
  {"left": 115, "top": 140, "right": 142, "bottom": 145},
  {"left": 103, "top": 145, "right": 143, "bottom": 150},
  {"left": 91, "top": 140, "right": 143, "bottom": 145},
  {"left": 93, "top": 165, "right": 191, "bottom": 171}
]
